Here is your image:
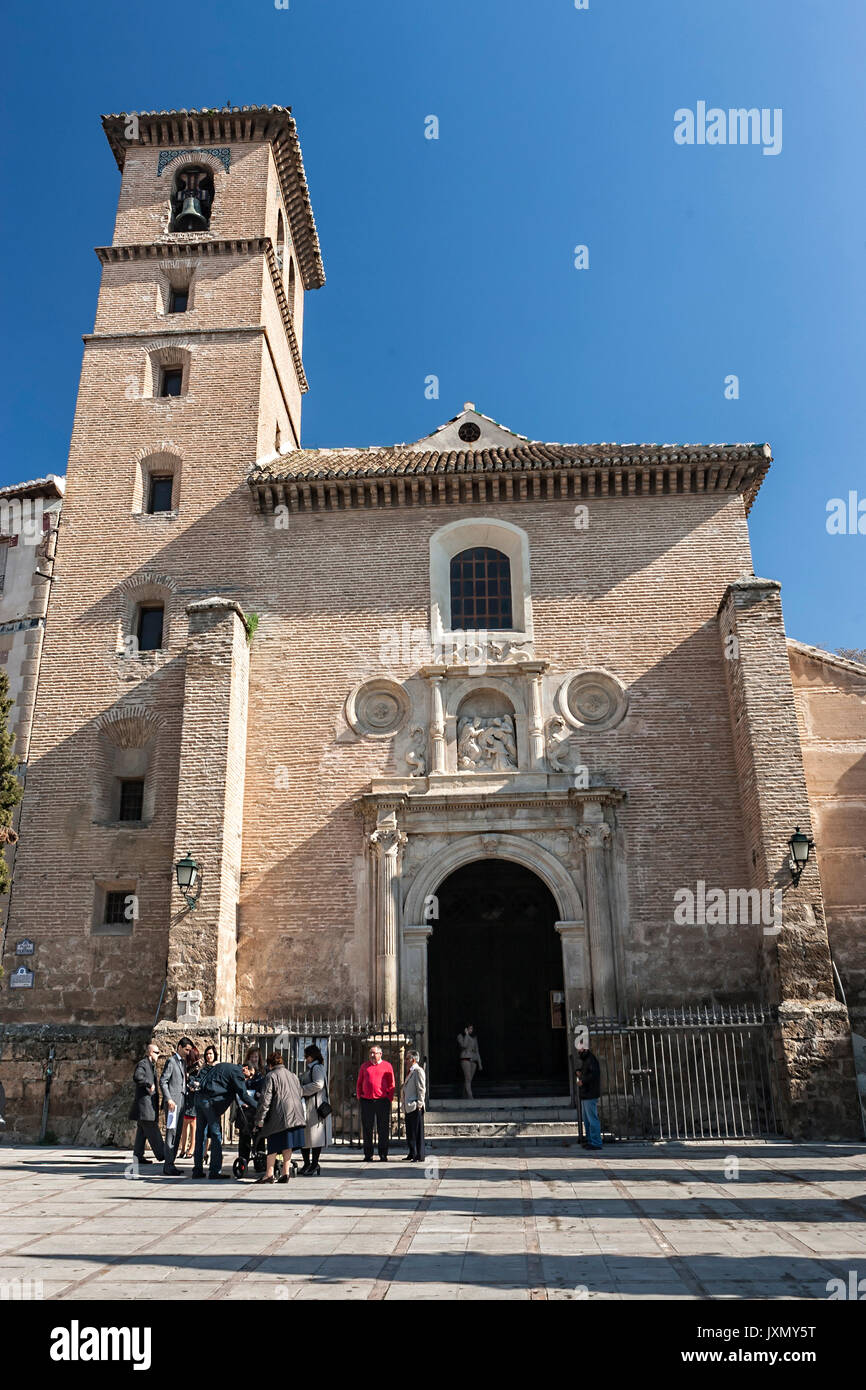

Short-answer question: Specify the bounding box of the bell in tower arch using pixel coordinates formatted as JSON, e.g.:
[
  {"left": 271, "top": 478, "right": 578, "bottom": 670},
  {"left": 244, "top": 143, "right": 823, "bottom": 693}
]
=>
[{"left": 170, "top": 166, "right": 215, "bottom": 233}]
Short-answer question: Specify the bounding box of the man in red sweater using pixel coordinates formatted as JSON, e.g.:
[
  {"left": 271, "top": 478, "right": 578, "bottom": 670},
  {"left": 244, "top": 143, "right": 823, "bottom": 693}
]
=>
[{"left": 356, "top": 1045, "right": 396, "bottom": 1161}]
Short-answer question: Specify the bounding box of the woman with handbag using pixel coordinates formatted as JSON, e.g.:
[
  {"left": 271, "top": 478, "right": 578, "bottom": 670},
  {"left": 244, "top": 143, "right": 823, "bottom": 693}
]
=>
[{"left": 299, "top": 1044, "right": 331, "bottom": 1175}]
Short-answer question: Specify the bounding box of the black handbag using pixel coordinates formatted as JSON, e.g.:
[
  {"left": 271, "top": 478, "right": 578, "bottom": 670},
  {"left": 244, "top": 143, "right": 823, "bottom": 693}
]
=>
[{"left": 314, "top": 1065, "right": 332, "bottom": 1119}]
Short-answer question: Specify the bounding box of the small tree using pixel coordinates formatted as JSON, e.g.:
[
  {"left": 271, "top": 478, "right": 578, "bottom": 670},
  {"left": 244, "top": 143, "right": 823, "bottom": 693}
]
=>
[{"left": 0, "top": 668, "right": 23, "bottom": 894}]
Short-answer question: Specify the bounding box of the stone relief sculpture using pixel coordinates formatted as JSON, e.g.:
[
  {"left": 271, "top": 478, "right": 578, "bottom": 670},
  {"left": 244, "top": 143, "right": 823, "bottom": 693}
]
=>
[
  {"left": 546, "top": 716, "right": 583, "bottom": 773},
  {"left": 457, "top": 715, "right": 518, "bottom": 771},
  {"left": 404, "top": 725, "right": 427, "bottom": 776},
  {"left": 489, "top": 639, "right": 533, "bottom": 663}
]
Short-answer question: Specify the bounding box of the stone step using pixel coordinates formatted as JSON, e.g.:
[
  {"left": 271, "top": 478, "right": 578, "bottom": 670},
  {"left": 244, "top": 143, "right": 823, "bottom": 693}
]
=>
[
  {"left": 425, "top": 1121, "right": 584, "bottom": 1140},
  {"left": 430, "top": 1095, "right": 574, "bottom": 1111},
  {"left": 428, "top": 1108, "right": 577, "bottom": 1124}
]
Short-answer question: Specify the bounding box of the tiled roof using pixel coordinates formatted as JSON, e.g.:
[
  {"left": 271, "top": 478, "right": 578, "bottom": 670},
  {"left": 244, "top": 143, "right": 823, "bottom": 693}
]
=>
[
  {"left": 787, "top": 639, "right": 866, "bottom": 676},
  {"left": 101, "top": 106, "right": 325, "bottom": 290},
  {"left": 0, "top": 474, "right": 65, "bottom": 500},
  {"left": 252, "top": 440, "right": 769, "bottom": 482},
  {"left": 248, "top": 440, "right": 771, "bottom": 515}
]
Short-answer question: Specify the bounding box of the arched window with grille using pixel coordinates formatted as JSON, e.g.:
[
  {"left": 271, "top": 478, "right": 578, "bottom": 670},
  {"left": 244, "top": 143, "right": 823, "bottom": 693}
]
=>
[{"left": 449, "top": 547, "right": 513, "bottom": 630}]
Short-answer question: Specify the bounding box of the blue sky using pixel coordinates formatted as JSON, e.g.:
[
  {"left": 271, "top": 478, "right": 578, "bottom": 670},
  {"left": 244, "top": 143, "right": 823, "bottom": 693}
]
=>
[{"left": 1, "top": 0, "right": 863, "bottom": 648}]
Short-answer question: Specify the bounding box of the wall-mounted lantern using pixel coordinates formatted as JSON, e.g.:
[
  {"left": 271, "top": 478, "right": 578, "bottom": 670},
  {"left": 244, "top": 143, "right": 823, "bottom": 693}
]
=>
[
  {"left": 787, "top": 827, "right": 814, "bottom": 886},
  {"left": 174, "top": 851, "right": 202, "bottom": 910}
]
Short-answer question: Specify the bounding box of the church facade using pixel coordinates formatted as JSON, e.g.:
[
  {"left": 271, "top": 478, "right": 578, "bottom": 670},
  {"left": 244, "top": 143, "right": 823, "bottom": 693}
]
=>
[{"left": 0, "top": 106, "right": 863, "bottom": 1139}]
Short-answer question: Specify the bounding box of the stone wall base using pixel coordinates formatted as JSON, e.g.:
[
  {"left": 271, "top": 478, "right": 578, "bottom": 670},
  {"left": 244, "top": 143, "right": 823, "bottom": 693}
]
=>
[
  {"left": 0, "top": 1021, "right": 224, "bottom": 1145},
  {"left": 774, "top": 1001, "right": 863, "bottom": 1141}
]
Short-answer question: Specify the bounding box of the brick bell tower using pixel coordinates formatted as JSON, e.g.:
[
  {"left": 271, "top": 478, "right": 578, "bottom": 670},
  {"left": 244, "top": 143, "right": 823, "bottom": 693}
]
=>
[{"left": 1, "top": 107, "right": 325, "bottom": 1030}]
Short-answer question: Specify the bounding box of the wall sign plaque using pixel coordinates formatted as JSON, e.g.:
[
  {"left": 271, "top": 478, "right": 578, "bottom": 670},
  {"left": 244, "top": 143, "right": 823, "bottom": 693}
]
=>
[
  {"left": 10, "top": 966, "right": 34, "bottom": 988},
  {"left": 14, "top": 939, "right": 35, "bottom": 956}
]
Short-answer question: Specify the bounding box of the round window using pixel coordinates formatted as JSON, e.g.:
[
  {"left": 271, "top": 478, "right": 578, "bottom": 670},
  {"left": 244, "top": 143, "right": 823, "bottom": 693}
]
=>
[{"left": 458, "top": 422, "right": 481, "bottom": 443}]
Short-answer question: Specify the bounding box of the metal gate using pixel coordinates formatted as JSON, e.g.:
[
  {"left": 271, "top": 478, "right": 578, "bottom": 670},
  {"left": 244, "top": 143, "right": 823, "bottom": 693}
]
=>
[
  {"left": 220, "top": 1017, "right": 422, "bottom": 1146},
  {"left": 571, "top": 1004, "right": 779, "bottom": 1140}
]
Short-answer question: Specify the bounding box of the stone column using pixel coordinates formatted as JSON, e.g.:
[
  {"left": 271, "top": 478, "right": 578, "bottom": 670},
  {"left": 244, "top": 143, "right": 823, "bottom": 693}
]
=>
[
  {"left": 525, "top": 663, "right": 546, "bottom": 771},
  {"left": 578, "top": 807, "right": 618, "bottom": 1016},
  {"left": 169, "top": 598, "right": 249, "bottom": 1020},
  {"left": 428, "top": 670, "right": 447, "bottom": 773},
  {"left": 401, "top": 924, "right": 434, "bottom": 1046},
  {"left": 369, "top": 812, "right": 408, "bottom": 1022},
  {"left": 718, "top": 576, "right": 859, "bottom": 1137}
]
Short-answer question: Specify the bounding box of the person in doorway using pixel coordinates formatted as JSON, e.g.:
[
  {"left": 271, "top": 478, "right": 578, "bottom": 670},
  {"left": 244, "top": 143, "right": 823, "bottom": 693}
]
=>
[
  {"left": 356, "top": 1045, "right": 395, "bottom": 1161},
  {"left": 457, "top": 1024, "right": 482, "bottom": 1099},
  {"left": 192, "top": 1058, "right": 258, "bottom": 1179},
  {"left": 252, "top": 1052, "right": 306, "bottom": 1184},
  {"left": 160, "top": 1036, "right": 194, "bottom": 1175},
  {"left": 129, "top": 1041, "right": 166, "bottom": 1166},
  {"left": 401, "top": 1050, "right": 426, "bottom": 1162},
  {"left": 299, "top": 1044, "right": 331, "bottom": 1176},
  {"left": 576, "top": 1041, "right": 603, "bottom": 1151}
]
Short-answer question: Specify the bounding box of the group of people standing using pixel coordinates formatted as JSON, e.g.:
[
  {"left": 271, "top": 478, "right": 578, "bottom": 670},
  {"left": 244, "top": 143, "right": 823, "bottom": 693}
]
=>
[
  {"left": 129, "top": 1039, "right": 331, "bottom": 1180},
  {"left": 129, "top": 1028, "right": 605, "bottom": 1174}
]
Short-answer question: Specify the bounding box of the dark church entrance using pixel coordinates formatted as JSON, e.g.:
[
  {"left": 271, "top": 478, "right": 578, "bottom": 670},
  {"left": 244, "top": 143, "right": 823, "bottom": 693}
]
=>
[{"left": 427, "top": 859, "right": 568, "bottom": 1096}]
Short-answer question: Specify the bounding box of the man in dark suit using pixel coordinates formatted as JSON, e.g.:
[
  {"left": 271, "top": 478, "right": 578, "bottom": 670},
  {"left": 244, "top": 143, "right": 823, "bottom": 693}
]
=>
[
  {"left": 160, "top": 1037, "right": 194, "bottom": 1176},
  {"left": 129, "top": 1041, "right": 166, "bottom": 1166}
]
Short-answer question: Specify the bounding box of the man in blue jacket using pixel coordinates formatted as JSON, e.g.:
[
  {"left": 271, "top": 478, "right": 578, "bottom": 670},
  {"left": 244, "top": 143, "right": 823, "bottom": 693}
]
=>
[
  {"left": 576, "top": 1042, "right": 603, "bottom": 1152},
  {"left": 192, "top": 1060, "right": 258, "bottom": 1179}
]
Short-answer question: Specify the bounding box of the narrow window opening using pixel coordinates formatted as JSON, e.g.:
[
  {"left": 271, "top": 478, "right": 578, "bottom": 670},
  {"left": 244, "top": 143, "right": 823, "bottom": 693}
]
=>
[
  {"left": 137, "top": 605, "right": 164, "bottom": 652},
  {"left": 118, "top": 779, "right": 145, "bottom": 822},
  {"left": 104, "top": 890, "right": 131, "bottom": 926},
  {"left": 160, "top": 368, "right": 183, "bottom": 398},
  {"left": 168, "top": 287, "right": 188, "bottom": 314},
  {"left": 148, "top": 475, "right": 174, "bottom": 514}
]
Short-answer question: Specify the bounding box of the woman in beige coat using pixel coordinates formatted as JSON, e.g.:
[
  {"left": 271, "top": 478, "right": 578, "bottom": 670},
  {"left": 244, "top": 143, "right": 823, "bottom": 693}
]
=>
[{"left": 299, "top": 1044, "right": 331, "bottom": 1176}]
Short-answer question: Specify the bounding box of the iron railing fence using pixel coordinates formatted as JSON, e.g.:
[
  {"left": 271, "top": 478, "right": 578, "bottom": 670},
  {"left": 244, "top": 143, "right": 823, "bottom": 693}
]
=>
[
  {"left": 570, "top": 1003, "right": 780, "bottom": 1141},
  {"left": 220, "top": 1017, "right": 422, "bottom": 1146}
]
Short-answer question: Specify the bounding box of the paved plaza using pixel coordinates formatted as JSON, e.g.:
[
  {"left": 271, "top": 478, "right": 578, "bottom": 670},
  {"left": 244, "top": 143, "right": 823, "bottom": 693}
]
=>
[{"left": 0, "top": 1141, "right": 864, "bottom": 1301}]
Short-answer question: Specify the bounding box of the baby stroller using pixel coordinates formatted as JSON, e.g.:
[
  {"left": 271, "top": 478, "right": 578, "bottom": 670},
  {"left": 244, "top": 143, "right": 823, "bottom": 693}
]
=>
[
  {"left": 231, "top": 1102, "right": 298, "bottom": 1181},
  {"left": 232, "top": 1101, "right": 274, "bottom": 1179}
]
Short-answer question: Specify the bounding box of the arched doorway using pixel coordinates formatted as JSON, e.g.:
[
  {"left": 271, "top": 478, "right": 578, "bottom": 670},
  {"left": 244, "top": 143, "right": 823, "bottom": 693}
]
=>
[{"left": 427, "top": 859, "right": 568, "bottom": 1096}]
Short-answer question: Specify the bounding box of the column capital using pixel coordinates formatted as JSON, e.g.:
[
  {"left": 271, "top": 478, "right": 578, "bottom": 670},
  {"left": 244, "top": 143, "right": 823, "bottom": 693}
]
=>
[{"left": 578, "top": 822, "right": 611, "bottom": 850}]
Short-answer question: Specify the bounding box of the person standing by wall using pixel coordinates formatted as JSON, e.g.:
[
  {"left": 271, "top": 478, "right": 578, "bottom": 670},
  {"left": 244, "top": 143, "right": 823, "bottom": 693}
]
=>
[
  {"left": 129, "top": 1041, "right": 165, "bottom": 1167},
  {"left": 300, "top": 1044, "right": 331, "bottom": 1176},
  {"left": 576, "top": 1040, "right": 603, "bottom": 1152},
  {"left": 178, "top": 1047, "right": 201, "bottom": 1159},
  {"left": 457, "top": 1024, "right": 482, "bottom": 1099},
  {"left": 401, "top": 1050, "right": 426, "bottom": 1162},
  {"left": 356, "top": 1045, "right": 395, "bottom": 1162},
  {"left": 160, "top": 1036, "right": 194, "bottom": 1176}
]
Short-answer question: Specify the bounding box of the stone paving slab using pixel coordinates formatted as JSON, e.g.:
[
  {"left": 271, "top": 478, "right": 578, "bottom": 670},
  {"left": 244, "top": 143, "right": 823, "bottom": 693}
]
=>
[{"left": 1, "top": 1141, "right": 865, "bottom": 1301}]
